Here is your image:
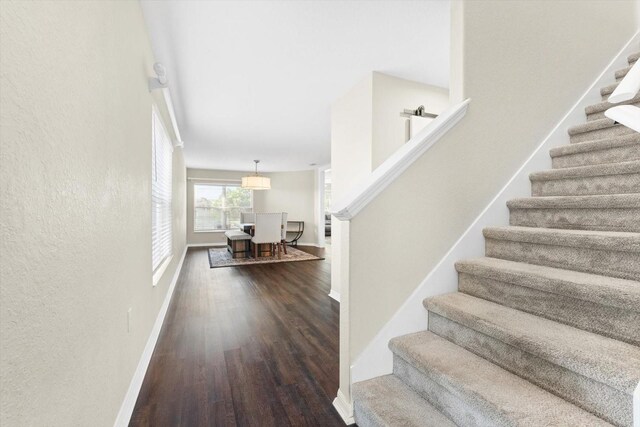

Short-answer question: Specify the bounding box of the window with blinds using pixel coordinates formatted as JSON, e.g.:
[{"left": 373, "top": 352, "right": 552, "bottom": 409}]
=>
[{"left": 152, "top": 108, "right": 173, "bottom": 272}]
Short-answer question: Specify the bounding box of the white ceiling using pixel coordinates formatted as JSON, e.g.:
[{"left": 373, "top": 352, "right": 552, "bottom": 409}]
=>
[{"left": 141, "top": 0, "right": 450, "bottom": 172}]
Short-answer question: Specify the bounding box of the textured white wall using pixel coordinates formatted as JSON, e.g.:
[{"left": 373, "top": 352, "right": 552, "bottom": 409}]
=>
[
  {"left": 256, "top": 170, "right": 318, "bottom": 245},
  {"left": 0, "top": 1, "right": 186, "bottom": 425},
  {"left": 330, "top": 75, "right": 373, "bottom": 303},
  {"left": 342, "top": 0, "right": 637, "bottom": 401},
  {"left": 186, "top": 168, "right": 319, "bottom": 246}
]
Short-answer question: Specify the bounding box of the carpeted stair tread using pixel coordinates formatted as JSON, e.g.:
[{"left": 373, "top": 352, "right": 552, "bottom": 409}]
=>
[
  {"left": 584, "top": 94, "right": 640, "bottom": 121},
  {"left": 507, "top": 193, "right": 640, "bottom": 231},
  {"left": 568, "top": 118, "right": 629, "bottom": 136},
  {"left": 568, "top": 118, "right": 635, "bottom": 143},
  {"left": 615, "top": 64, "right": 633, "bottom": 81},
  {"left": 455, "top": 257, "right": 640, "bottom": 312},
  {"left": 426, "top": 308, "right": 635, "bottom": 425},
  {"left": 529, "top": 160, "right": 640, "bottom": 196},
  {"left": 456, "top": 257, "right": 640, "bottom": 347},
  {"left": 600, "top": 82, "right": 620, "bottom": 98},
  {"left": 629, "top": 52, "right": 639, "bottom": 65},
  {"left": 507, "top": 193, "right": 640, "bottom": 209},
  {"left": 484, "top": 226, "right": 640, "bottom": 280},
  {"left": 352, "top": 375, "right": 456, "bottom": 427},
  {"left": 585, "top": 93, "right": 640, "bottom": 114},
  {"left": 550, "top": 133, "right": 640, "bottom": 168},
  {"left": 529, "top": 164, "right": 639, "bottom": 196},
  {"left": 530, "top": 159, "right": 640, "bottom": 180},
  {"left": 550, "top": 133, "right": 640, "bottom": 158},
  {"left": 586, "top": 105, "right": 640, "bottom": 121},
  {"left": 483, "top": 225, "right": 640, "bottom": 252},
  {"left": 529, "top": 159, "right": 639, "bottom": 180},
  {"left": 422, "top": 293, "right": 640, "bottom": 395},
  {"left": 389, "top": 331, "right": 613, "bottom": 426}
]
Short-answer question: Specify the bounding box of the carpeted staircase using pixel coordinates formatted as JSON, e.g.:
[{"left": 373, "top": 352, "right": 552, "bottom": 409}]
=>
[{"left": 352, "top": 52, "right": 640, "bottom": 426}]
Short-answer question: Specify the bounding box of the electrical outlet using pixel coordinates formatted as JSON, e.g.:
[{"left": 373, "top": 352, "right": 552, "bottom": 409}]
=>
[{"left": 127, "top": 308, "right": 132, "bottom": 333}]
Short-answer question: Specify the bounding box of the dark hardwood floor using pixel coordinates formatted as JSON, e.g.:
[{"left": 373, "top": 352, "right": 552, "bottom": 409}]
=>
[{"left": 130, "top": 245, "right": 343, "bottom": 427}]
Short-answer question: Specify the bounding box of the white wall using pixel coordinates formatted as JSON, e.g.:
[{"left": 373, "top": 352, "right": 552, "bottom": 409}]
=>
[
  {"left": 372, "top": 72, "right": 449, "bottom": 169},
  {"left": 330, "top": 75, "right": 374, "bottom": 303},
  {"left": 255, "top": 170, "right": 318, "bottom": 245},
  {"left": 0, "top": 1, "right": 187, "bottom": 425},
  {"left": 330, "top": 73, "right": 450, "bottom": 415},
  {"left": 186, "top": 168, "right": 319, "bottom": 246},
  {"left": 330, "top": 72, "right": 449, "bottom": 298}
]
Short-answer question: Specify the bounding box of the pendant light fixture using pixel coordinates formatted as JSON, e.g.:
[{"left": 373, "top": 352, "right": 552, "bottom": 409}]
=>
[{"left": 241, "top": 160, "right": 271, "bottom": 190}]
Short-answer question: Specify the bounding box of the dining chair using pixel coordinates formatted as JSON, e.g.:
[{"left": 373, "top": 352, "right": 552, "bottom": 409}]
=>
[
  {"left": 252, "top": 213, "right": 284, "bottom": 259},
  {"left": 280, "top": 212, "right": 288, "bottom": 255}
]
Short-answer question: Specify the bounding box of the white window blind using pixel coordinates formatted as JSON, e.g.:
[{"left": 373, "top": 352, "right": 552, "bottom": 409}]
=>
[{"left": 152, "top": 108, "right": 173, "bottom": 272}]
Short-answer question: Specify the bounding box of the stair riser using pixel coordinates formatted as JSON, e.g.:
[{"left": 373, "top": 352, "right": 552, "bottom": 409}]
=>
[
  {"left": 393, "top": 355, "right": 505, "bottom": 427},
  {"left": 485, "top": 237, "right": 640, "bottom": 281},
  {"left": 353, "top": 402, "right": 380, "bottom": 427},
  {"left": 427, "top": 313, "right": 631, "bottom": 426},
  {"left": 570, "top": 125, "right": 635, "bottom": 143},
  {"left": 587, "top": 102, "right": 640, "bottom": 121},
  {"left": 531, "top": 173, "right": 640, "bottom": 196},
  {"left": 353, "top": 376, "right": 458, "bottom": 427},
  {"left": 601, "top": 83, "right": 619, "bottom": 101},
  {"left": 616, "top": 66, "right": 632, "bottom": 81},
  {"left": 509, "top": 207, "right": 640, "bottom": 232},
  {"left": 353, "top": 386, "right": 456, "bottom": 427},
  {"left": 552, "top": 144, "right": 640, "bottom": 168},
  {"left": 458, "top": 273, "right": 640, "bottom": 346}
]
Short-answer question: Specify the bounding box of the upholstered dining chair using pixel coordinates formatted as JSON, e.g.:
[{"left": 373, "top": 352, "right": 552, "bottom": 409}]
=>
[
  {"left": 240, "top": 211, "right": 255, "bottom": 224},
  {"left": 252, "top": 213, "right": 284, "bottom": 259},
  {"left": 280, "top": 212, "right": 288, "bottom": 255}
]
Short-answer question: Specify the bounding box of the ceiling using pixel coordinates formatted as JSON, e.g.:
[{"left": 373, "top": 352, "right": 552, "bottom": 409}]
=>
[{"left": 141, "top": 0, "right": 450, "bottom": 172}]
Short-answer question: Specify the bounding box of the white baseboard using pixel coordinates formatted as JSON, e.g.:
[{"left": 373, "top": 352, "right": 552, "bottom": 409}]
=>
[
  {"left": 333, "top": 389, "right": 355, "bottom": 425},
  {"left": 328, "top": 289, "right": 341, "bottom": 302},
  {"left": 350, "top": 31, "right": 640, "bottom": 385},
  {"left": 113, "top": 245, "right": 188, "bottom": 427}
]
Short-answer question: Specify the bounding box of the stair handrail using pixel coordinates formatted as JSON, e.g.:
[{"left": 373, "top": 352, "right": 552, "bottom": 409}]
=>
[
  {"left": 605, "top": 105, "right": 640, "bottom": 132},
  {"left": 331, "top": 99, "right": 471, "bottom": 221},
  {"left": 608, "top": 60, "right": 640, "bottom": 103}
]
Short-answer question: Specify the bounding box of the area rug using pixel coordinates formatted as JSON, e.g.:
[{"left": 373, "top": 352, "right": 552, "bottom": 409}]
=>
[{"left": 208, "top": 246, "right": 323, "bottom": 268}]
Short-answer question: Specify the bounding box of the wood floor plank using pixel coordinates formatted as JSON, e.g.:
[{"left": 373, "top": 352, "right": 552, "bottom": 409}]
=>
[{"left": 130, "top": 246, "right": 342, "bottom": 426}]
